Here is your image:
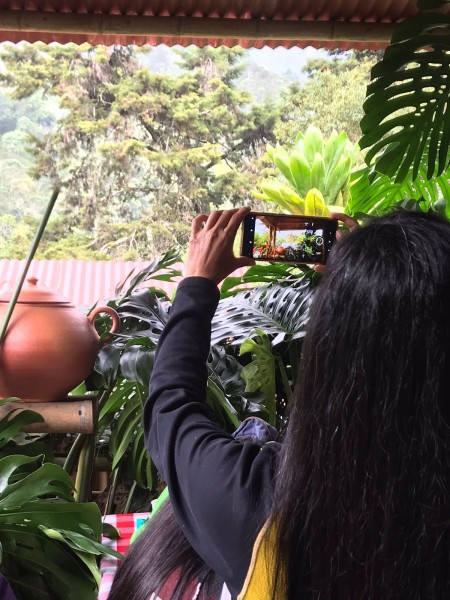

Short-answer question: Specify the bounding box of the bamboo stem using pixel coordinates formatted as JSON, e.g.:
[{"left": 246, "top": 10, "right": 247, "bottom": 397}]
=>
[
  {"left": 0, "top": 11, "right": 396, "bottom": 43},
  {"left": 0, "top": 188, "right": 60, "bottom": 346},
  {"left": 0, "top": 399, "right": 95, "bottom": 433}
]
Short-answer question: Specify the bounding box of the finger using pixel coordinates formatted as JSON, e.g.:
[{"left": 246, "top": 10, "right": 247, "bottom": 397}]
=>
[
  {"left": 204, "top": 210, "right": 223, "bottom": 230},
  {"left": 209, "top": 207, "right": 241, "bottom": 231},
  {"left": 224, "top": 206, "right": 252, "bottom": 234},
  {"left": 191, "top": 214, "right": 208, "bottom": 236},
  {"left": 330, "top": 212, "right": 359, "bottom": 231}
]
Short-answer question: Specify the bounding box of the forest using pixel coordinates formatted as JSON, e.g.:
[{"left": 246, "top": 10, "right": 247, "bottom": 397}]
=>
[{"left": 0, "top": 44, "right": 376, "bottom": 260}]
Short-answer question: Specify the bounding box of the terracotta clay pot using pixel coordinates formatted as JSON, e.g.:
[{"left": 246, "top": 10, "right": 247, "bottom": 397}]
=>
[{"left": 0, "top": 277, "right": 120, "bottom": 402}]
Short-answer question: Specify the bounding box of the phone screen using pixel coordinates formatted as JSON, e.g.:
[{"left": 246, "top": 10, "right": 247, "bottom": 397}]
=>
[{"left": 241, "top": 213, "right": 337, "bottom": 265}]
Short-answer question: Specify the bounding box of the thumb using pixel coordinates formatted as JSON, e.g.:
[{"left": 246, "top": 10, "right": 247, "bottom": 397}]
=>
[{"left": 235, "top": 256, "right": 256, "bottom": 269}]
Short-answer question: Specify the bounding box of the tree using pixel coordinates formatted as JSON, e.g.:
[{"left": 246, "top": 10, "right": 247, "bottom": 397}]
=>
[
  {"left": 275, "top": 52, "right": 376, "bottom": 145},
  {"left": 0, "top": 86, "right": 57, "bottom": 218},
  {"left": 0, "top": 44, "right": 277, "bottom": 259}
]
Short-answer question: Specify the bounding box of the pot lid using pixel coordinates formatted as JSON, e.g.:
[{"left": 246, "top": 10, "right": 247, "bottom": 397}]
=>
[{"left": 0, "top": 277, "right": 72, "bottom": 305}]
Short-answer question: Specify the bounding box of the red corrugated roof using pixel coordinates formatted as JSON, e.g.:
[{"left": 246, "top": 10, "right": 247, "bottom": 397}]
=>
[
  {"left": 0, "top": 1, "right": 444, "bottom": 49},
  {"left": 0, "top": 258, "right": 248, "bottom": 310},
  {"left": 0, "top": 258, "right": 181, "bottom": 309}
]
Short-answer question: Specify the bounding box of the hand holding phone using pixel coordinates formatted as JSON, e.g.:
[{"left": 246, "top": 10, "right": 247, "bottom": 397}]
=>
[
  {"left": 241, "top": 212, "right": 338, "bottom": 265},
  {"left": 186, "top": 207, "right": 255, "bottom": 284}
]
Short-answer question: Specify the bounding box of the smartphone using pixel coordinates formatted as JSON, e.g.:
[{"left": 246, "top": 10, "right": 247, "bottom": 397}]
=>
[{"left": 240, "top": 212, "right": 338, "bottom": 265}]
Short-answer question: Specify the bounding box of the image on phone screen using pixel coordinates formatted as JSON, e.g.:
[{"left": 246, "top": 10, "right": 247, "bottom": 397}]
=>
[{"left": 241, "top": 213, "right": 337, "bottom": 265}]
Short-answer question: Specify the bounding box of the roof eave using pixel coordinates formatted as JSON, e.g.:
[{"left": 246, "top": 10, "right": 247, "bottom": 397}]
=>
[{"left": 0, "top": 10, "right": 397, "bottom": 49}]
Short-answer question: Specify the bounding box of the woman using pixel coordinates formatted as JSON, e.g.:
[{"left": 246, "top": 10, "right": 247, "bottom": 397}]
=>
[
  {"left": 109, "top": 418, "right": 277, "bottom": 600},
  {"left": 144, "top": 208, "right": 449, "bottom": 599},
  {"left": 108, "top": 497, "right": 226, "bottom": 600}
]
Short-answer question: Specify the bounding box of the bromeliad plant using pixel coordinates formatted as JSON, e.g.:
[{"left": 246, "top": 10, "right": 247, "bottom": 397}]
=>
[
  {"left": 0, "top": 401, "right": 121, "bottom": 600},
  {"left": 253, "top": 126, "right": 359, "bottom": 216},
  {"left": 82, "top": 252, "right": 317, "bottom": 512}
]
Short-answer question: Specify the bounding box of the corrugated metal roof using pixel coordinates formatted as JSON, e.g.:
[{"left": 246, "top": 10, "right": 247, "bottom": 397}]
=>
[
  {"left": 0, "top": 1, "right": 444, "bottom": 49},
  {"left": 0, "top": 258, "right": 248, "bottom": 310},
  {"left": 0, "top": 258, "right": 181, "bottom": 309}
]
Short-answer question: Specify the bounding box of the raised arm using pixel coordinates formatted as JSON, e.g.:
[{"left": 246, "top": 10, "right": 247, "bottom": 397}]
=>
[{"left": 143, "top": 209, "right": 280, "bottom": 596}]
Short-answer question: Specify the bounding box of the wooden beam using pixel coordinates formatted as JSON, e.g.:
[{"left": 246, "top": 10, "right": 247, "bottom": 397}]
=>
[{"left": 0, "top": 10, "right": 395, "bottom": 43}]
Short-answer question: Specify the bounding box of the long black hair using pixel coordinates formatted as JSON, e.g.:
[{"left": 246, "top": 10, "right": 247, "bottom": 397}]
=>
[
  {"left": 273, "top": 211, "right": 450, "bottom": 598},
  {"left": 108, "top": 498, "right": 224, "bottom": 600}
]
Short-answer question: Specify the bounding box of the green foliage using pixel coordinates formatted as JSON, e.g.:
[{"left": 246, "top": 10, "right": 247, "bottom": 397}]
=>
[
  {"left": 276, "top": 53, "right": 376, "bottom": 144},
  {"left": 0, "top": 46, "right": 378, "bottom": 260},
  {"left": 0, "top": 43, "right": 277, "bottom": 259},
  {"left": 0, "top": 405, "right": 120, "bottom": 600},
  {"left": 360, "top": 13, "right": 450, "bottom": 182},
  {"left": 84, "top": 250, "right": 316, "bottom": 509},
  {"left": 348, "top": 165, "right": 450, "bottom": 217},
  {"left": 86, "top": 251, "right": 182, "bottom": 509},
  {"left": 239, "top": 330, "right": 276, "bottom": 425},
  {"left": 254, "top": 126, "right": 359, "bottom": 214},
  {"left": 0, "top": 215, "right": 33, "bottom": 259},
  {"left": 0, "top": 91, "right": 55, "bottom": 136},
  {"left": 212, "top": 276, "right": 314, "bottom": 347},
  {"left": 0, "top": 137, "right": 52, "bottom": 220},
  {"left": 0, "top": 86, "right": 56, "bottom": 218},
  {"left": 236, "top": 62, "right": 290, "bottom": 103}
]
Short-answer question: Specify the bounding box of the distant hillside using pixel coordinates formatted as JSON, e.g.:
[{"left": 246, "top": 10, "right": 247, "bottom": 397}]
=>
[{"left": 138, "top": 45, "right": 327, "bottom": 102}]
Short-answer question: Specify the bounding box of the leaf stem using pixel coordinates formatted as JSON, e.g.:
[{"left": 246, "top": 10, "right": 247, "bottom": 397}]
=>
[
  {"left": 276, "top": 355, "right": 292, "bottom": 404},
  {"left": 63, "top": 433, "right": 86, "bottom": 475},
  {"left": 104, "top": 466, "right": 121, "bottom": 515},
  {"left": 289, "top": 341, "right": 299, "bottom": 386},
  {"left": 0, "top": 188, "right": 60, "bottom": 346},
  {"left": 74, "top": 434, "right": 96, "bottom": 503},
  {"left": 124, "top": 481, "right": 137, "bottom": 513}
]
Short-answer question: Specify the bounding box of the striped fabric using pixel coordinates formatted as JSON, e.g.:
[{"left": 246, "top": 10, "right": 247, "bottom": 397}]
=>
[
  {"left": 99, "top": 512, "right": 232, "bottom": 600},
  {"left": 99, "top": 513, "right": 152, "bottom": 600}
]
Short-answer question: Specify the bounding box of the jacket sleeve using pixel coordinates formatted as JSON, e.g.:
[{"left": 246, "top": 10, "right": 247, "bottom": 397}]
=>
[{"left": 143, "top": 277, "right": 279, "bottom": 597}]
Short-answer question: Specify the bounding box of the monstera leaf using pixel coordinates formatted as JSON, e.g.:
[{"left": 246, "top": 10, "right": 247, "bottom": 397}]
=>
[
  {"left": 239, "top": 330, "right": 276, "bottom": 425},
  {"left": 0, "top": 409, "right": 119, "bottom": 600},
  {"left": 92, "top": 263, "right": 317, "bottom": 509},
  {"left": 211, "top": 277, "right": 316, "bottom": 347},
  {"left": 111, "top": 289, "right": 171, "bottom": 343},
  {"left": 360, "top": 13, "right": 450, "bottom": 182},
  {"left": 220, "top": 262, "right": 308, "bottom": 297},
  {"left": 206, "top": 346, "right": 267, "bottom": 429}
]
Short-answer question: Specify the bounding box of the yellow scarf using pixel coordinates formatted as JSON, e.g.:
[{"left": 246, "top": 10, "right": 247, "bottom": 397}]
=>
[{"left": 238, "top": 521, "right": 285, "bottom": 600}]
